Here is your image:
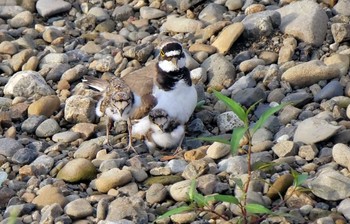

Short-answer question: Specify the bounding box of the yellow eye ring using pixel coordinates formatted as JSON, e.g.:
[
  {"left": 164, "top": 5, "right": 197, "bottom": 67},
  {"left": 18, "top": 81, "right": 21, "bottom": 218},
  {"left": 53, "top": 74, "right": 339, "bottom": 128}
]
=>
[{"left": 160, "top": 50, "right": 165, "bottom": 57}]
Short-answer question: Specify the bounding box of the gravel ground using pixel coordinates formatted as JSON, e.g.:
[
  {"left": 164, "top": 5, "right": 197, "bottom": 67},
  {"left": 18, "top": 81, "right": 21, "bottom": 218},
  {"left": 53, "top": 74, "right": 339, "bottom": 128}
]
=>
[{"left": 1, "top": 0, "right": 350, "bottom": 223}]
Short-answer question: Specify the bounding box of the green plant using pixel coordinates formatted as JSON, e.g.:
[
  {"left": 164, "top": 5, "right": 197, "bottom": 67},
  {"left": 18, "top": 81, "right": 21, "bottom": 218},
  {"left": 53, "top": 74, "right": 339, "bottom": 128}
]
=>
[{"left": 156, "top": 90, "right": 307, "bottom": 223}]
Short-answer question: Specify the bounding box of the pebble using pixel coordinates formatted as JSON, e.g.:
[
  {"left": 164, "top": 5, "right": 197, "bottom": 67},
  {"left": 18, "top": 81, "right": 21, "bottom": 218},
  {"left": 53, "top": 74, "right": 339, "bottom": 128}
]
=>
[
  {"left": 21, "top": 115, "right": 46, "bottom": 134},
  {"left": 293, "top": 117, "right": 341, "bottom": 144},
  {"left": 140, "top": 7, "right": 166, "bottom": 19},
  {"left": 239, "top": 58, "right": 265, "bottom": 73},
  {"left": 206, "top": 142, "right": 231, "bottom": 159},
  {"left": 337, "top": 198, "right": 350, "bottom": 220},
  {"left": 216, "top": 111, "right": 244, "bottom": 133},
  {"left": 106, "top": 197, "right": 148, "bottom": 223},
  {"left": 0, "top": 41, "right": 18, "bottom": 55},
  {"left": 272, "top": 140, "right": 298, "bottom": 158},
  {"left": 198, "top": 3, "right": 227, "bottom": 24},
  {"left": 52, "top": 131, "right": 80, "bottom": 143},
  {"left": 4, "top": 71, "right": 54, "bottom": 98},
  {"left": 170, "top": 212, "right": 197, "bottom": 224},
  {"left": 332, "top": 143, "right": 350, "bottom": 169},
  {"left": 314, "top": 80, "right": 343, "bottom": 102},
  {"left": 161, "top": 15, "right": 204, "bottom": 33},
  {"left": 282, "top": 60, "right": 340, "bottom": 87},
  {"left": 0, "top": 138, "right": 23, "bottom": 157},
  {"left": 36, "top": 0, "right": 72, "bottom": 17},
  {"left": 277, "top": 0, "right": 328, "bottom": 46},
  {"left": 309, "top": 169, "right": 350, "bottom": 200},
  {"left": 40, "top": 203, "right": 63, "bottom": 223},
  {"left": 95, "top": 168, "right": 132, "bottom": 193},
  {"left": 169, "top": 180, "right": 192, "bottom": 202},
  {"left": 202, "top": 53, "right": 236, "bottom": 90},
  {"left": 9, "top": 10, "right": 33, "bottom": 28},
  {"left": 146, "top": 183, "right": 168, "bottom": 204},
  {"left": 64, "top": 95, "right": 96, "bottom": 123},
  {"left": 35, "top": 118, "right": 61, "bottom": 138},
  {"left": 32, "top": 185, "right": 67, "bottom": 209},
  {"left": 64, "top": 198, "right": 94, "bottom": 219},
  {"left": 57, "top": 158, "right": 97, "bottom": 183},
  {"left": 11, "top": 147, "right": 38, "bottom": 165},
  {"left": 28, "top": 95, "right": 60, "bottom": 117},
  {"left": 165, "top": 159, "right": 188, "bottom": 174},
  {"left": 298, "top": 144, "right": 319, "bottom": 161}
]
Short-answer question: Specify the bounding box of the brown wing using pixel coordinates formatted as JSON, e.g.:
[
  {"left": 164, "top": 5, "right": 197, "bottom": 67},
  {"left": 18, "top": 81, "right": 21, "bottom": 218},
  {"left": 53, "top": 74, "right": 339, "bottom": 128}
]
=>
[
  {"left": 122, "top": 62, "right": 157, "bottom": 97},
  {"left": 122, "top": 62, "right": 158, "bottom": 119}
]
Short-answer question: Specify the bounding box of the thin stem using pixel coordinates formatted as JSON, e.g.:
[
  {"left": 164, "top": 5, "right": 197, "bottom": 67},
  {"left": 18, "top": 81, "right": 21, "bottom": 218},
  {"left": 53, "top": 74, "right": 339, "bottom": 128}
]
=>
[{"left": 242, "top": 131, "right": 253, "bottom": 224}]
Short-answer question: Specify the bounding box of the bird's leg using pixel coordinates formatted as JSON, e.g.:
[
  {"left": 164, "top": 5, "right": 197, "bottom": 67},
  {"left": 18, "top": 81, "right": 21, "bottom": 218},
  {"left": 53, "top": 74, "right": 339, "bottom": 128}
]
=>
[
  {"left": 173, "top": 133, "right": 185, "bottom": 156},
  {"left": 104, "top": 117, "right": 112, "bottom": 146},
  {"left": 125, "top": 117, "right": 137, "bottom": 154}
]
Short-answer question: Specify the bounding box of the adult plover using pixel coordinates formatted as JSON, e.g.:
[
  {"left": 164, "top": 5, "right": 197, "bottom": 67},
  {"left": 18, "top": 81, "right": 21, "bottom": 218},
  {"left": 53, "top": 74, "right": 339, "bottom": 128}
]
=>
[
  {"left": 83, "top": 76, "right": 141, "bottom": 153},
  {"left": 132, "top": 108, "right": 185, "bottom": 151}
]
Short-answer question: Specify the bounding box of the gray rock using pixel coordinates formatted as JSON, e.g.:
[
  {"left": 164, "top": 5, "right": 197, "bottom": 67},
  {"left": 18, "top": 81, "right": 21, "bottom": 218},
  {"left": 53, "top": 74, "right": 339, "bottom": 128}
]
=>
[
  {"left": 140, "top": 7, "right": 166, "bottom": 19},
  {"left": 0, "top": 138, "right": 23, "bottom": 157},
  {"left": 52, "top": 131, "right": 80, "bottom": 143},
  {"left": 123, "top": 44, "right": 154, "bottom": 63},
  {"left": 4, "top": 71, "right": 54, "bottom": 98},
  {"left": 36, "top": 0, "right": 72, "bottom": 17},
  {"left": 46, "top": 64, "right": 71, "bottom": 81},
  {"left": 112, "top": 5, "right": 134, "bottom": 21},
  {"left": 198, "top": 3, "right": 227, "bottom": 24},
  {"left": 294, "top": 117, "right": 341, "bottom": 144},
  {"left": 30, "top": 155, "right": 55, "bottom": 175},
  {"left": 88, "top": 7, "right": 110, "bottom": 21},
  {"left": 123, "top": 167, "right": 148, "bottom": 182},
  {"left": 252, "top": 127, "right": 273, "bottom": 145},
  {"left": 232, "top": 87, "right": 266, "bottom": 107},
  {"left": 333, "top": 0, "right": 350, "bottom": 16},
  {"left": 314, "top": 80, "right": 343, "bottom": 102},
  {"left": 40, "top": 203, "right": 63, "bottom": 223},
  {"left": 9, "top": 10, "right": 33, "bottom": 28},
  {"left": 281, "top": 90, "right": 313, "bottom": 108},
  {"left": 74, "top": 142, "right": 100, "bottom": 160},
  {"left": 0, "top": 97, "right": 12, "bottom": 111},
  {"left": 11, "top": 147, "right": 38, "bottom": 165},
  {"left": 146, "top": 183, "right": 168, "bottom": 204},
  {"left": 309, "top": 169, "right": 350, "bottom": 200},
  {"left": 278, "top": 105, "right": 302, "bottom": 125},
  {"left": 242, "top": 10, "right": 281, "bottom": 40},
  {"left": 27, "top": 141, "right": 49, "bottom": 153},
  {"left": 21, "top": 115, "right": 46, "bottom": 134},
  {"left": 99, "top": 159, "right": 126, "bottom": 172},
  {"left": 332, "top": 143, "right": 350, "bottom": 169},
  {"left": 227, "top": 74, "right": 256, "bottom": 94},
  {"left": 202, "top": 53, "right": 236, "bottom": 90},
  {"left": 64, "top": 198, "right": 93, "bottom": 219},
  {"left": 96, "top": 198, "right": 108, "bottom": 220},
  {"left": 40, "top": 203, "right": 63, "bottom": 224},
  {"left": 4, "top": 203, "right": 35, "bottom": 218},
  {"left": 0, "top": 5, "right": 24, "bottom": 18},
  {"left": 64, "top": 95, "right": 96, "bottom": 123},
  {"left": 35, "top": 118, "right": 61, "bottom": 138},
  {"left": 225, "top": 0, "right": 243, "bottom": 10},
  {"left": 337, "top": 198, "right": 350, "bottom": 220},
  {"left": 106, "top": 197, "right": 148, "bottom": 223},
  {"left": 169, "top": 180, "right": 192, "bottom": 202},
  {"left": 216, "top": 111, "right": 244, "bottom": 133},
  {"left": 277, "top": 0, "right": 328, "bottom": 46},
  {"left": 176, "top": 0, "right": 205, "bottom": 11},
  {"left": 197, "top": 174, "right": 217, "bottom": 195},
  {"left": 187, "top": 118, "right": 205, "bottom": 133},
  {"left": 165, "top": 159, "right": 188, "bottom": 174},
  {"left": 272, "top": 140, "right": 298, "bottom": 158},
  {"left": 40, "top": 53, "right": 69, "bottom": 69},
  {"left": 161, "top": 15, "right": 204, "bottom": 33}
]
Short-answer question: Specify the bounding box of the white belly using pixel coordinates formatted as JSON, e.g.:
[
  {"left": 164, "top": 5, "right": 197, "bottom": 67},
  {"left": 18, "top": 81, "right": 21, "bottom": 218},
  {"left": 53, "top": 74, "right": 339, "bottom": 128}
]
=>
[{"left": 153, "top": 80, "right": 197, "bottom": 124}]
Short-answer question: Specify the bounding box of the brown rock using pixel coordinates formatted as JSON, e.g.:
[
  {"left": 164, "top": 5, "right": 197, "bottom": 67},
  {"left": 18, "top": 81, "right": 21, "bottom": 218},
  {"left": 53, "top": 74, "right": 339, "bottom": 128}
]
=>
[
  {"left": 28, "top": 95, "right": 60, "bottom": 117},
  {"left": 184, "top": 146, "right": 208, "bottom": 161},
  {"left": 211, "top": 22, "right": 244, "bottom": 54},
  {"left": 71, "top": 123, "right": 96, "bottom": 139},
  {"left": 267, "top": 173, "right": 294, "bottom": 199},
  {"left": 189, "top": 43, "right": 217, "bottom": 54},
  {"left": 32, "top": 185, "right": 68, "bottom": 209},
  {"left": 10, "top": 102, "right": 29, "bottom": 119},
  {"left": 284, "top": 186, "right": 315, "bottom": 208}
]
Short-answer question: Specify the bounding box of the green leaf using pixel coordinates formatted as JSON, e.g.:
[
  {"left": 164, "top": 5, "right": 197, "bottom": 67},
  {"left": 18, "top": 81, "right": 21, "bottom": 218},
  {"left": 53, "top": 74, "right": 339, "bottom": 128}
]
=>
[
  {"left": 252, "top": 103, "right": 288, "bottom": 134},
  {"left": 294, "top": 173, "right": 308, "bottom": 187},
  {"left": 246, "top": 204, "right": 272, "bottom": 214},
  {"left": 252, "top": 161, "right": 279, "bottom": 172},
  {"left": 189, "top": 179, "right": 196, "bottom": 201},
  {"left": 209, "top": 194, "right": 239, "bottom": 205},
  {"left": 230, "top": 126, "right": 248, "bottom": 155},
  {"left": 193, "top": 192, "right": 209, "bottom": 207},
  {"left": 156, "top": 206, "right": 194, "bottom": 220},
  {"left": 196, "top": 136, "right": 230, "bottom": 145},
  {"left": 213, "top": 90, "right": 246, "bottom": 123},
  {"left": 246, "top": 99, "right": 262, "bottom": 117},
  {"left": 233, "top": 178, "right": 244, "bottom": 190}
]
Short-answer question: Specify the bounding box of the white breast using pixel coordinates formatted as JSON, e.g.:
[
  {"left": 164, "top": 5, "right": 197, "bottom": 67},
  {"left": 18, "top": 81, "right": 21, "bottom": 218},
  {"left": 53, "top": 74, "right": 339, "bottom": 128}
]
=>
[
  {"left": 153, "top": 80, "right": 197, "bottom": 124},
  {"left": 149, "top": 125, "right": 185, "bottom": 149}
]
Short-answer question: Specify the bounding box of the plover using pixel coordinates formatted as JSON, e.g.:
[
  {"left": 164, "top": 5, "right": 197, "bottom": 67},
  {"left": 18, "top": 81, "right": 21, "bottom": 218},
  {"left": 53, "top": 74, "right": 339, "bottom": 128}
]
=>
[
  {"left": 83, "top": 76, "right": 141, "bottom": 153},
  {"left": 132, "top": 108, "right": 185, "bottom": 151}
]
